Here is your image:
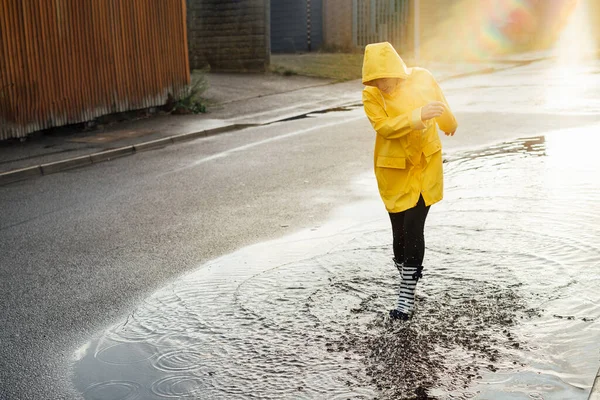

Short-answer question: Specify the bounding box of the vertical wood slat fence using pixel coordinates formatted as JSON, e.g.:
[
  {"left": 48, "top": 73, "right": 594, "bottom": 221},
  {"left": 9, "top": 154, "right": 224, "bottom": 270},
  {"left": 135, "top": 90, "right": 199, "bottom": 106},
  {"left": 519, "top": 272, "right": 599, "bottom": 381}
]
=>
[
  {"left": 353, "top": 0, "right": 410, "bottom": 51},
  {"left": 0, "top": 0, "right": 190, "bottom": 140}
]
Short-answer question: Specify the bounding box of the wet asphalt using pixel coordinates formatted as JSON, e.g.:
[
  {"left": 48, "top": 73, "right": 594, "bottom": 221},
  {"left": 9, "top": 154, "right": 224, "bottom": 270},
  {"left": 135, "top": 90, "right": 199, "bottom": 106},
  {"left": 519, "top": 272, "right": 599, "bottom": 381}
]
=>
[{"left": 1, "top": 60, "right": 600, "bottom": 399}]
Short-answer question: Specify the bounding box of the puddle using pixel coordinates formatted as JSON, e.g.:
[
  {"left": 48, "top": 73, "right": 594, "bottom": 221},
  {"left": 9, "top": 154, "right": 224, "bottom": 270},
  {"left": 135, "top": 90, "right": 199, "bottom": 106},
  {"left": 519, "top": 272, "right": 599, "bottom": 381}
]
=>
[{"left": 72, "top": 126, "right": 600, "bottom": 399}]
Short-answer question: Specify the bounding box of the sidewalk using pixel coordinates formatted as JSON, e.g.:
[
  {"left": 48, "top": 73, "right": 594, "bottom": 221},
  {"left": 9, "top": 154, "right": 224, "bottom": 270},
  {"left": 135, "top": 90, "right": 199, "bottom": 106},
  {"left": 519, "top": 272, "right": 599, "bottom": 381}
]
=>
[{"left": 0, "top": 59, "right": 526, "bottom": 186}]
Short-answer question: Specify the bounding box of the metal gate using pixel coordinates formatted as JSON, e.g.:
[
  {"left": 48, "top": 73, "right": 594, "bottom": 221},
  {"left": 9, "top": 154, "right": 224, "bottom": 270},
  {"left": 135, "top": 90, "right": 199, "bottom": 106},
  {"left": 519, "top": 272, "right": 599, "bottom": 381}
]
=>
[
  {"left": 271, "top": 0, "right": 323, "bottom": 53},
  {"left": 352, "top": 0, "right": 411, "bottom": 50}
]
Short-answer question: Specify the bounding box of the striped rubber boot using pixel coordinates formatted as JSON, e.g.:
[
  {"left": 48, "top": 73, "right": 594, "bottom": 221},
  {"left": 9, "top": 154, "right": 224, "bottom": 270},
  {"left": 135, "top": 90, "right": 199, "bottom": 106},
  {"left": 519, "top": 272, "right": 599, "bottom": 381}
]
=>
[
  {"left": 389, "top": 264, "right": 423, "bottom": 320},
  {"left": 393, "top": 259, "right": 403, "bottom": 275}
]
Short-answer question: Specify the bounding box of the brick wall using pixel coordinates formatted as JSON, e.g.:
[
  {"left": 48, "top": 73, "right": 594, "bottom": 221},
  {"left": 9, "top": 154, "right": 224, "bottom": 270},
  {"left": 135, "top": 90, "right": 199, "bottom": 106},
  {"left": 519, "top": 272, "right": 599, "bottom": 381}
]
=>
[{"left": 186, "top": 0, "right": 270, "bottom": 72}]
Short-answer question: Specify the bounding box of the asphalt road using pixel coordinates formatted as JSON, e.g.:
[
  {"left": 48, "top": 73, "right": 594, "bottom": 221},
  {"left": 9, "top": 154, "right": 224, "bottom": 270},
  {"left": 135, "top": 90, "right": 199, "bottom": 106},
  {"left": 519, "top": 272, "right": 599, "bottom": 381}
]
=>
[{"left": 1, "top": 60, "right": 600, "bottom": 399}]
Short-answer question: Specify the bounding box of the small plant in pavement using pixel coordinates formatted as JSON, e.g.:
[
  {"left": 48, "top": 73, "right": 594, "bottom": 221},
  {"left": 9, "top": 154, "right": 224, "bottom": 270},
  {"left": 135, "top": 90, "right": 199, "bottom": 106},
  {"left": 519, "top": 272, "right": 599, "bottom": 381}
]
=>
[{"left": 173, "top": 71, "right": 208, "bottom": 114}]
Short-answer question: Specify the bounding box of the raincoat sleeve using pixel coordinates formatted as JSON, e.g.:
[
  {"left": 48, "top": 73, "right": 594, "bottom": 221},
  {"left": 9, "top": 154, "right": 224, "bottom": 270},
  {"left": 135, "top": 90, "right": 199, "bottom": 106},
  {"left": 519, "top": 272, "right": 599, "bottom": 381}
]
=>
[
  {"left": 363, "top": 90, "right": 425, "bottom": 140},
  {"left": 433, "top": 80, "right": 458, "bottom": 134}
]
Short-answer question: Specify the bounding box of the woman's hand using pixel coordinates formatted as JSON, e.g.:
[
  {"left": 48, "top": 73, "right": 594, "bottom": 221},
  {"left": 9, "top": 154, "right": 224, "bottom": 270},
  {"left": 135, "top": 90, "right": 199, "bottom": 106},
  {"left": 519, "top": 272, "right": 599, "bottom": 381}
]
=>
[{"left": 420, "top": 101, "right": 446, "bottom": 121}]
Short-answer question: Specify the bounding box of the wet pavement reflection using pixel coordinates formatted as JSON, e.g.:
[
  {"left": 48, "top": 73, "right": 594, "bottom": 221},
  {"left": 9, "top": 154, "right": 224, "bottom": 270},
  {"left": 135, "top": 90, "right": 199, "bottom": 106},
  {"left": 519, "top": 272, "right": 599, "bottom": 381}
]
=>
[{"left": 73, "top": 126, "right": 600, "bottom": 399}]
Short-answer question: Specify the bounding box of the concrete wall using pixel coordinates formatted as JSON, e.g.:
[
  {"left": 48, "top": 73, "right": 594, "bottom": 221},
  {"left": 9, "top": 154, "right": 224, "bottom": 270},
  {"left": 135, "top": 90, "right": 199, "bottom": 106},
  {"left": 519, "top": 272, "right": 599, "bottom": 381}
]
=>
[
  {"left": 187, "top": 0, "right": 270, "bottom": 72},
  {"left": 323, "top": 0, "right": 354, "bottom": 51}
]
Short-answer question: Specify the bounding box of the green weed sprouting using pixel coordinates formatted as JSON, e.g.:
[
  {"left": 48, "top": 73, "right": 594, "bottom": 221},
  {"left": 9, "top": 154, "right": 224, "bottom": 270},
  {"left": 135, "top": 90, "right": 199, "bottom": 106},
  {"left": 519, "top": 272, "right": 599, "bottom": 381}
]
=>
[{"left": 175, "top": 70, "right": 208, "bottom": 114}]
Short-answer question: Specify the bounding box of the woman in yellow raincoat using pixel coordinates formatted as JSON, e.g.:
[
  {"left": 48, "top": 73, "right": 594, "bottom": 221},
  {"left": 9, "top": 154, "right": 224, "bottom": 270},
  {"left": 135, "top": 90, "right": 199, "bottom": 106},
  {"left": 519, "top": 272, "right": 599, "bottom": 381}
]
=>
[{"left": 362, "top": 42, "right": 458, "bottom": 320}]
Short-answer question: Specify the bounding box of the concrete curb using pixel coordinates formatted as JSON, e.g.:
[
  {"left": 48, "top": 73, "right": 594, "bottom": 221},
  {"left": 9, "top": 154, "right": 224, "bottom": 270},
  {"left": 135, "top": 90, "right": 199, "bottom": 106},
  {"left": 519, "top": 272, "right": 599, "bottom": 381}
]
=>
[
  {"left": 0, "top": 124, "right": 238, "bottom": 186},
  {"left": 90, "top": 146, "right": 135, "bottom": 163},
  {"left": 589, "top": 367, "right": 600, "bottom": 400},
  {"left": 40, "top": 154, "right": 94, "bottom": 175},
  {"left": 0, "top": 165, "right": 43, "bottom": 185},
  {"left": 131, "top": 137, "right": 174, "bottom": 152},
  {"left": 0, "top": 63, "right": 521, "bottom": 187}
]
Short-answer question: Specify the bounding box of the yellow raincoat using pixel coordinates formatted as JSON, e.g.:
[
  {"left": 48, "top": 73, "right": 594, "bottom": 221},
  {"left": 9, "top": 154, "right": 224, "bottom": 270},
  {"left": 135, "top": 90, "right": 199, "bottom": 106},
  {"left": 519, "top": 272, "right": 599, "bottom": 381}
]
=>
[{"left": 362, "top": 42, "right": 457, "bottom": 213}]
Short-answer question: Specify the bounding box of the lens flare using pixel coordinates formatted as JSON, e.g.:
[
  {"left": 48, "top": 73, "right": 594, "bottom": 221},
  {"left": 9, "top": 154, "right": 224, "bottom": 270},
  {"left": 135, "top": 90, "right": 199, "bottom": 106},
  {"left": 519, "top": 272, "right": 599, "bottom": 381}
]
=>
[
  {"left": 422, "top": 0, "right": 583, "bottom": 61},
  {"left": 544, "top": 0, "right": 598, "bottom": 114},
  {"left": 552, "top": 0, "right": 595, "bottom": 64}
]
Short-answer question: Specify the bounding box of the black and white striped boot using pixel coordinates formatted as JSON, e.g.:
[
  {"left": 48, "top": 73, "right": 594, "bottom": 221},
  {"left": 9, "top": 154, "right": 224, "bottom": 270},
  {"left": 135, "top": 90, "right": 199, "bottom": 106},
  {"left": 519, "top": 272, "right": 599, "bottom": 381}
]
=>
[{"left": 389, "top": 262, "right": 424, "bottom": 321}]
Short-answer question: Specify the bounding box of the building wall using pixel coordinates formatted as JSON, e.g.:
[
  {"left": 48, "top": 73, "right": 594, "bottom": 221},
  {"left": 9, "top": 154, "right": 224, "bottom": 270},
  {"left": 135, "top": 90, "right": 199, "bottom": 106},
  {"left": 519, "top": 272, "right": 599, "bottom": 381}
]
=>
[
  {"left": 0, "top": 0, "right": 190, "bottom": 140},
  {"left": 187, "top": 0, "right": 270, "bottom": 71},
  {"left": 323, "top": 0, "right": 353, "bottom": 50}
]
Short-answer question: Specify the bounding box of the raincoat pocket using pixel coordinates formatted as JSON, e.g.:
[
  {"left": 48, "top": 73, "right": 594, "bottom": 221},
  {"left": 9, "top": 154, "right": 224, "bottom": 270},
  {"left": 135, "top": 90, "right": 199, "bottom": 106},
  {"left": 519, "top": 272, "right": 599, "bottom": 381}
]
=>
[
  {"left": 423, "top": 139, "right": 442, "bottom": 162},
  {"left": 376, "top": 156, "right": 406, "bottom": 169},
  {"left": 375, "top": 156, "right": 409, "bottom": 195}
]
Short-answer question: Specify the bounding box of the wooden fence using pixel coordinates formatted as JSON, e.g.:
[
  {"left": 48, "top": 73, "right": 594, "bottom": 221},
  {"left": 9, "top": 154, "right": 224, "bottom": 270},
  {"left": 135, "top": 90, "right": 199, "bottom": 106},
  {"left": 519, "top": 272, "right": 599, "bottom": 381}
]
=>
[{"left": 0, "top": 0, "right": 190, "bottom": 140}]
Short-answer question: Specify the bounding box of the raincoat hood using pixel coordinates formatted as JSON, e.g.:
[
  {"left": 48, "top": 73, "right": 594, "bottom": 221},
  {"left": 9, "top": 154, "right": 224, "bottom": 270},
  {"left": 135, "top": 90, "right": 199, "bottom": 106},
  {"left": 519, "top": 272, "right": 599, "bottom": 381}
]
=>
[{"left": 362, "top": 42, "right": 411, "bottom": 86}]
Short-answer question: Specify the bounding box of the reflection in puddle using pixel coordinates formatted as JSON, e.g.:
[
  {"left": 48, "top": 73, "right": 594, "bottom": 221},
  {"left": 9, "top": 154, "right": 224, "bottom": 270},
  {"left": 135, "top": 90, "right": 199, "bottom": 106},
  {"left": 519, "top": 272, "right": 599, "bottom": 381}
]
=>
[
  {"left": 73, "top": 127, "right": 600, "bottom": 399},
  {"left": 447, "top": 136, "right": 547, "bottom": 162}
]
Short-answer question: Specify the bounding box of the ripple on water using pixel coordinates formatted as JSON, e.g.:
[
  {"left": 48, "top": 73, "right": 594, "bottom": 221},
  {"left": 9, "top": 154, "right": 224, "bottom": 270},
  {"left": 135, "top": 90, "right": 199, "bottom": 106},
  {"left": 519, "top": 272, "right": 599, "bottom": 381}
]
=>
[
  {"left": 151, "top": 376, "right": 208, "bottom": 399},
  {"left": 106, "top": 319, "right": 162, "bottom": 344},
  {"left": 83, "top": 381, "right": 141, "bottom": 400},
  {"left": 154, "top": 349, "right": 211, "bottom": 372},
  {"left": 73, "top": 132, "right": 600, "bottom": 400},
  {"left": 95, "top": 342, "right": 158, "bottom": 365},
  {"left": 445, "top": 393, "right": 477, "bottom": 400}
]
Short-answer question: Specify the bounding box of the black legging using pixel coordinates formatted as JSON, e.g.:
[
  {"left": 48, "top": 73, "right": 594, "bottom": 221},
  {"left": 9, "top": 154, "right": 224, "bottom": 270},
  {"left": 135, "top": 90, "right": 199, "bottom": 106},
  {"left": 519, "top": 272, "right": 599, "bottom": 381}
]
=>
[{"left": 388, "top": 195, "right": 430, "bottom": 267}]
